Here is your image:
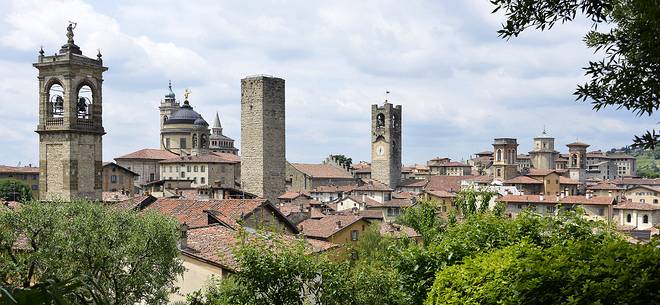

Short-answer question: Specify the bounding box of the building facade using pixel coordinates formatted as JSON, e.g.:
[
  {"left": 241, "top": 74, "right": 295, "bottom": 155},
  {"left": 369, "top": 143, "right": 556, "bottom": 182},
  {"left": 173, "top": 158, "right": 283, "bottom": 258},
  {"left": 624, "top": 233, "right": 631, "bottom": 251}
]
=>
[
  {"left": 0, "top": 165, "right": 40, "bottom": 199},
  {"left": 529, "top": 130, "right": 559, "bottom": 170},
  {"left": 240, "top": 76, "right": 286, "bottom": 201},
  {"left": 115, "top": 149, "right": 178, "bottom": 189},
  {"left": 567, "top": 142, "right": 589, "bottom": 193},
  {"left": 492, "top": 138, "right": 519, "bottom": 181},
  {"left": 160, "top": 153, "right": 241, "bottom": 188},
  {"left": 102, "top": 162, "right": 138, "bottom": 193},
  {"left": 35, "top": 24, "right": 106, "bottom": 200},
  {"left": 371, "top": 101, "right": 402, "bottom": 188}
]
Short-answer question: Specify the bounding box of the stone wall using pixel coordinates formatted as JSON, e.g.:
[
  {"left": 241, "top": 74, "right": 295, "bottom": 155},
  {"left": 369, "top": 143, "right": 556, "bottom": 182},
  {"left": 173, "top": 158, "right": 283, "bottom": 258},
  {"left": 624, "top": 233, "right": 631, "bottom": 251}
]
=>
[{"left": 371, "top": 103, "right": 402, "bottom": 188}]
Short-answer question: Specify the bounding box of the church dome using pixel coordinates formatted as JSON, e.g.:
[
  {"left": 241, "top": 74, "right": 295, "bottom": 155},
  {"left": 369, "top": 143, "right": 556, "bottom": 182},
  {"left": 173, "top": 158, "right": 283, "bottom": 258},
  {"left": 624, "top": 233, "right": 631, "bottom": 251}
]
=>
[
  {"left": 194, "top": 117, "right": 208, "bottom": 126},
  {"left": 164, "top": 101, "right": 202, "bottom": 124}
]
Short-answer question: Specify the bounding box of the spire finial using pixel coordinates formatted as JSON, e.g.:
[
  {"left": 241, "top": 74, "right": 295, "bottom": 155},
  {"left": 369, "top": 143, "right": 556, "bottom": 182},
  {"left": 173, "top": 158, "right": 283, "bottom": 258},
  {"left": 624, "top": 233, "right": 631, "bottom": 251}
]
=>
[
  {"left": 542, "top": 124, "right": 546, "bottom": 135},
  {"left": 96, "top": 49, "right": 102, "bottom": 60},
  {"left": 385, "top": 90, "right": 390, "bottom": 103},
  {"left": 184, "top": 88, "right": 191, "bottom": 101},
  {"left": 39, "top": 46, "right": 44, "bottom": 56}
]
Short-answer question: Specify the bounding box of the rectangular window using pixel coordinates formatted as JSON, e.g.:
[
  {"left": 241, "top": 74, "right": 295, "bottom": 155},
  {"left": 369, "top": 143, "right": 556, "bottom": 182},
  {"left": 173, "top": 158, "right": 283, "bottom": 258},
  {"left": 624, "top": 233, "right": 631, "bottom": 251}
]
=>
[
  {"left": 31, "top": 184, "right": 38, "bottom": 190},
  {"left": 194, "top": 165, "right": 198, "bottom": 172},
  {"left": 150, "top": 173, "right": 155, "bottom": 181},
  {"left": 180, "top": 138, "right": 187, "bottom": 149},
  {"left": 165, "top": 138, "right": 170, "bottom": 148},
  {"left": 201, "top": 166, "right": 206, "bottom": 172},
  {"left": 597, "top": 208, "right": 604, "bottom": 216},
  {"left": 180, "top": 172, "right": 185, "bottom": 178},
  {"left": 187, "top": 166, "right": 191, "bottom": 172},
  {"left": 193, "top": 177, "right": 197, "bottom": 184},
  {"left": 546, "top": 206, "right": 555, "bottom": 214},
  {"left": 33, "top": 175, "right": 38, "bottom": 180},
  {"left": 201, "top": 177, "right": 206, "bottom": 184},
  {"left": 350, "top": 230, "right": 358, "bottom": 241},
  {"left": 111, "top": 175, "right": 117, "bottom": 183}
]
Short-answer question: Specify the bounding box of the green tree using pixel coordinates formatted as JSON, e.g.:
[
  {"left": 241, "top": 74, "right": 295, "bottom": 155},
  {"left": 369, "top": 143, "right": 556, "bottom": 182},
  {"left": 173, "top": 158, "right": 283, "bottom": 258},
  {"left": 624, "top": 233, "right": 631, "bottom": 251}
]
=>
[
  {"left": 426, "top": 238, "right": 660, "bottom": 304},
  {"left": 0, "top": 200, "right": 184, "bottom": 305},
  {"left": 491, "top": 0, "right": 660, "bottom": 149},
  {"left": 0, "top": 180, "right": 32, "bottom": 202},
  {"left": 397, "top": 197, "right": 445, "bottom": 245},
  {"left": 331, "top": 154, "right": 353, "bottom": 168}
]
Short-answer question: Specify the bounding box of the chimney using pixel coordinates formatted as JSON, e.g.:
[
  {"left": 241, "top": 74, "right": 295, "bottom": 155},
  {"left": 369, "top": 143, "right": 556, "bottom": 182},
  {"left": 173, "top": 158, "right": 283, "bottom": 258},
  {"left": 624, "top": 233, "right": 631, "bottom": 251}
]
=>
[
  {"left": 608, "top": 190, "right": 613, "bottom": 197},
  {"left": 178, "top": 223, "right": 189, "bottom": 250},
  {"left": 362, "top": 194, "right": 366, "bottom": 202},
  {"left": 564, "top": 187, "right": 569, "bottom": 198},
  {"left": 336, "top": 220, "right": 342, "bottom": 229},
  {"left": 555, "top": 192, "right": 560, "bottom": 202},
  {"left": 586, "top": 190, "right": 592, "bottom": 199},
  {"left": 520, "top": 190, "right": 525, "bottom": 196},
  {"left": 539, "top": 193, "right": 544, "bottom": 201}
]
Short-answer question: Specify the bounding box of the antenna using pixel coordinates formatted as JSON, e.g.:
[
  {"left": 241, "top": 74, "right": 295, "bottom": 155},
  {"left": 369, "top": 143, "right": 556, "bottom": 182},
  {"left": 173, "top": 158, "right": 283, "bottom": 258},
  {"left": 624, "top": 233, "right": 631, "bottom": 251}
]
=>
[{"left": 385, "top": 90, "right": 390, "bottom": 103}]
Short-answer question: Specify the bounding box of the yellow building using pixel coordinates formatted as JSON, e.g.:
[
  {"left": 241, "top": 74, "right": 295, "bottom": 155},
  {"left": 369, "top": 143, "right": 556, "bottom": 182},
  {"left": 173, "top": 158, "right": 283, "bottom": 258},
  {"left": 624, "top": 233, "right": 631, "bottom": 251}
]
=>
[
  {"left": 624, "top": 185, "right": 660, "bottom": 204},
  {"left": 298, "top": 215, "right": 371, "bottom": 245}
]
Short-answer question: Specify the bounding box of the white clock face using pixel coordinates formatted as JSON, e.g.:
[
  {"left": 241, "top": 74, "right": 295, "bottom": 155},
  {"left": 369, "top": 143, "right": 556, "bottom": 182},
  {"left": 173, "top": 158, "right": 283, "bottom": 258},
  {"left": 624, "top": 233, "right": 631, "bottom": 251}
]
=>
[{"left": 377, "top": 145, "right": 385, "bottom": 156}]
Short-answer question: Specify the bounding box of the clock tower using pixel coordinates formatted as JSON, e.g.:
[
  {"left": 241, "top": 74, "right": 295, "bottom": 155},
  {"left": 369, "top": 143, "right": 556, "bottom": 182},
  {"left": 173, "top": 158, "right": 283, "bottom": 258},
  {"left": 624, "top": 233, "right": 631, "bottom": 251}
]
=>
[{"left": 371, "top": 100, "right": 402, "bottom": 188}]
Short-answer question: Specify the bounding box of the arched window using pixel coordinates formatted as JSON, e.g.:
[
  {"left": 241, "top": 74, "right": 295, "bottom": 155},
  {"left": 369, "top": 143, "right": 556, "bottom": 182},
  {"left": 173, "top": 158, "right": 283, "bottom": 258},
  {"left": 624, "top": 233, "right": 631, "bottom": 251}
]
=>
[
  {"left": 76, "top": 85, "right": 93, "bottom": 119},
  {"left": 571, "top": 154, "right": 578, "bottom": 167},
  {"left": 48, "top": 83, "right": 65, "bottom": 118},
  {"left": 192, "top": 134, "right": 198, "bottom": 148},
  {"left": 642, "top": 214, "right": 649, "bottom": 224},
  {"left": 496, "top": 149, "right": 502, "bottom": 162},
  {"left": 201, "top": 134, "right": 208, "bottom": 148},
  {"left": 391, "top": 114, "right": 398, "bottom": 128},
  {"left": 163, "top": 115, "right": 168, "bottom": 124},
  {"left": 626, "top": 214, "right": 632, "bottom": 223},
  {"left": 376, "top": 113, "right": 385, "bottom": 127}
]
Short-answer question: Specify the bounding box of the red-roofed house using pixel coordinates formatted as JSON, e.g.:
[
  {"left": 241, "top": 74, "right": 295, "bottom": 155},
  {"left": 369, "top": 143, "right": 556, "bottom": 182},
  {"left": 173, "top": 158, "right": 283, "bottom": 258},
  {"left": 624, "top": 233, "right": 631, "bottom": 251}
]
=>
[
  {"left": 298, "top": 215, "right": 370, "bottom": 245},
  {"left": 614, "top": 200, "right": 660, "bottom": 231},
  {"left": 115, "top": 149, "right": 178, "bottom": 188},
  {"left": 286, "top": 163, "right": 357, "bottom": 192},
  {"left": 498, "top": 194, "right": 615, "bottom": 221},
  {"left": 0, "top": 165, "right": 40, "bottom": 199}
]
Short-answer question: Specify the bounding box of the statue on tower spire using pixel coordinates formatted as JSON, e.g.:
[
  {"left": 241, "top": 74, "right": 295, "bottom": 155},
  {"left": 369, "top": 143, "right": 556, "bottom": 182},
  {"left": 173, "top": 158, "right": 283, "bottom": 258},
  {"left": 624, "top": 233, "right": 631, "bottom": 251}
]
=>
[{"left": 59, "top": 22, "right": 82, "bottom": 55}]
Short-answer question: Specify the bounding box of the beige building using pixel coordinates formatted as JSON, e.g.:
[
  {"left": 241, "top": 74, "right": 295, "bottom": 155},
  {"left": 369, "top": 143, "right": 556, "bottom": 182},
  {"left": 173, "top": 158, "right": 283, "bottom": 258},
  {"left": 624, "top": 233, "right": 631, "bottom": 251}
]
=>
[
  {"left": 115, "top": 149, "right": 177, "bottom": 189},
  {"left": 614, "top": 201, "right": 660, "bottom": 230},
  {"left": 159, "top": 153, "right": 240, "bottom": 188},
  {"left": 528, "top": 130, "right": 559, "bottom": 170},
  {"left": 0, "top": 165, "right": 40, "bottom": 200},
  {"left": 35, "top": 25, "right": 106, "bottom": 201},
  {"left": 286, "top": 163, "right": 356, "bottom": 192},
  {"left": 102, "top": 162, "right": 138, "bottom": 193},
  {"left": 499, "top": 194, "right": 614, "bottom": 222},
  {"left": 492, "top": 138, "right": 519, "bottom": 181},
  {"left": 624, "top": 185, "right": 660, "bottom": 204}
]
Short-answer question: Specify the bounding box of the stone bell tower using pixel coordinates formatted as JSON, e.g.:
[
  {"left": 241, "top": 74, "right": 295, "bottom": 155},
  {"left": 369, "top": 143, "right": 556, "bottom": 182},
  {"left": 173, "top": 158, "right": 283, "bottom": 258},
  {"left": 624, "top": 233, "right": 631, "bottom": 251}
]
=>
[
  {"left": 34, "top": 23, "right": 107, "bottom": 201},
  {"left": 371, "top": 99, "right": 402, "bottom": 188}
]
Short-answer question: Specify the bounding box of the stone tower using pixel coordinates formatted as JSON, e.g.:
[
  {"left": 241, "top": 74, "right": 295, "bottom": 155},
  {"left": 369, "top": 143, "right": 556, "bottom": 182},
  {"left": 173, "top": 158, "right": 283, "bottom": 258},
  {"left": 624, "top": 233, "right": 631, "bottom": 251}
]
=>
[
  {"left": 567, "top": 141, "right": 589, "bottom": 193},
  {"left": 492, "top": 138, "right": 518, "bottom": 180},
  {"left": 34, "top": 24, "right": 107, "bottom": 201},
  {"left": 371, "top": 101, "right": 402, "bottom": 188},
  {"left": 529, "top": 129, "right": 558, "bottom": 170},
  {"left": 191, "top": 116, "right": 210, "bottom": 156},
  {"left": 240, "top": 76, "right": 285, "bottom": 201}
]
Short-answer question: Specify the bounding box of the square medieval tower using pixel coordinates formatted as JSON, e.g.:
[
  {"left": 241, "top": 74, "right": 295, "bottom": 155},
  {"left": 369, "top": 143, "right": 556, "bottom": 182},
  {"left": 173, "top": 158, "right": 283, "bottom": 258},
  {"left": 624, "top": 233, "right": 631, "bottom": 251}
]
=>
[
  {"left": 240, "top": 76, "right": 286, "bottom": 201},
  {"left": 371, "top": 102, "right": 402, "bottom": 188},
  {"left": 34, "top": 24, "right": 107, "bottom": 201}
]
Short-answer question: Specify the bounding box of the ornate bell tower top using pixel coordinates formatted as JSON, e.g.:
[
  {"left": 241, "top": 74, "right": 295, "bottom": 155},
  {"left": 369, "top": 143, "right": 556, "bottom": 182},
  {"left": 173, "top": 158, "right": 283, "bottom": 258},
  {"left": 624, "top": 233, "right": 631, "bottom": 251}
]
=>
[
  {"left": 34, "top": 23, "right": 108, "bottom": 135},
  {"left": 371, "top": 95, "right": 402, "bottom": 188}
]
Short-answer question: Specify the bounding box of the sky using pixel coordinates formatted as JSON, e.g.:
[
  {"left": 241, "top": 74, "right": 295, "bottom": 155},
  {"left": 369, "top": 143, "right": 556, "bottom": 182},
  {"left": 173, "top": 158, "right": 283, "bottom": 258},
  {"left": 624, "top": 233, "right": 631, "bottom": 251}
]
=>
[{"left": 0, "top": 0, "right": 657, "bottom": 167}]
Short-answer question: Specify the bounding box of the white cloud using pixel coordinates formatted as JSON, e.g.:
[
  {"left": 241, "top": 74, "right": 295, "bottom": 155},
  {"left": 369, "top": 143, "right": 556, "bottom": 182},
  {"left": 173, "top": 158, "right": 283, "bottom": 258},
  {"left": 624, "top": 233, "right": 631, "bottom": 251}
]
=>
[{"left": 0, "top": 0, "right": 656, "bottom": 166}]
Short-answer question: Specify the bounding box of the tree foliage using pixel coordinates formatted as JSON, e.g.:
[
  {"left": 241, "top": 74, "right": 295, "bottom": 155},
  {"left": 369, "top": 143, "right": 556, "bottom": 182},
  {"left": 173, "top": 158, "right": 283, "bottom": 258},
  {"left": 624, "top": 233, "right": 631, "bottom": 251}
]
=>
[
  {"left": 331, "top": 154, "right": 353, "bottom": 168},
  {"left": 0, "top": 180, "right": 32, "bottom": 202},
  {"left": 491, "top": 0, "right": 660, "bottom": 149},
  {"left": 0, "top": 200, "right": 184, "bottom": 305},
  {"left": 426, "top": 238, "right": 660, "bottom": 305},
  {"left": 397, "top": 197, "right": 445, "bottom": 245}
]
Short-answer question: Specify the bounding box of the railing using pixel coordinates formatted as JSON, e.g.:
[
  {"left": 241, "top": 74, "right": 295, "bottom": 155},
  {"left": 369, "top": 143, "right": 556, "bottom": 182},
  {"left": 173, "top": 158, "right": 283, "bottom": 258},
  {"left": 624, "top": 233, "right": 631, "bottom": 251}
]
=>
[{"left": 45, "top": 118, "right": 63, "bottom": 126}]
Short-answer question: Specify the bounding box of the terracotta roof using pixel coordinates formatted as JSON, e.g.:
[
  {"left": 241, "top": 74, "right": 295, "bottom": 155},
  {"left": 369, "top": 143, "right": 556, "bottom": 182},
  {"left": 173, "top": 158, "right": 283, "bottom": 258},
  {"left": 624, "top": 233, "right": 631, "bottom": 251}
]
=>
[
  {"left": 0, "top": 165, "right": 39, "bottom": 174},
  {"left": 503, "top": 176, "right": 542, "bottom": 185},
  {"left": 435, "top": 162, "right": 471, "bottom": 167},
  {"left": 367, "top": 198, "right": 413, "bottom": 208},
  {"left": 559, "top": 176, "right": 580, "bottom": 185},
  {"left": 611, "top": 178, "right": 660, "bottom": 186},
  {"left": 298, "top": 215, "right": 366, "bottom": 239},
  {"left": 161, "top": 153, "right": 239, "bottom": 164},
  {"left": 183, "top": 224, "right": 338, "bottom": 272},
  {"left": 379, "top": 222, "right": 420, "bottom": 239},
  {"left": 498, "top": 194, "right": 614, "bottom": 205},
  {"left": 392, "top": 191, "right": 415, "bottom": 200},
  {"left": 309, "top": 185, "right": 357, "bottom": 193},
  {"left": 142, "top": 198, "right": 269, "bottom": 228},
  {"left": 102, "top": 162, "right": 139, "bottom": 176},
  {"left": 343, "top": 195, "right": 381, "bottom": 207},
  {"left": 526, "top": 169, "right": 559, "bottom": 176},
  {"left": 424, "top": 190, "right": 456, "bottom": 198},
  {"left": 588, "top": 182, "right": 622, "bottom": 191},
  {"left": 102, "top": 192, "right": 130, "bottom": 202},
  {"left": 109, "top": 195, "right": 155, "bottom": 210},
  {"left": 290, "top": 163, "right": 354, "bottom": 179},
  {"left": 465, "top": 175, "right": 494, "bottom": 184},
  {"left": 424, "top": 175, "right": 474, "bottom": 192},
  {"left": 276, "top": 204, "right": 304, "bottom": 217},
  {"left": 399, "top": 179, "right": 429, "bottom": 188},
  {"left": 115, "top": 149, "right": 177, "bottom": 160},
  {"left": 210, "top": 152, "right": 241, "bottom": 162},
  {"left": 614, "top": 201, "right": 660, "bottom": 211},
  {"left": 624, "top": 185, "right": 660, "bottom": 193},
  {"left": 278, "top": 192, "right": 310, "bottom": 200},
  {"left": 566, "top": 142, "right": 590, "bottom": 147},
  {"left": 354, "top": 180, "right": 393, "bottom": 192}
]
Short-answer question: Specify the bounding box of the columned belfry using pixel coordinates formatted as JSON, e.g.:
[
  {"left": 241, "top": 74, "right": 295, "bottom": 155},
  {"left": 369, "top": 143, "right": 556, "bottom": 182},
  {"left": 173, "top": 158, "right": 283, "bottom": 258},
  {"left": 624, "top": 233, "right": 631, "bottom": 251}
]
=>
[
  {"left": 34, "top": 23, "right": 107, "bottom": 200},
  {"left": 371, "top": 99, "right": 402, "bottom": 188}
]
